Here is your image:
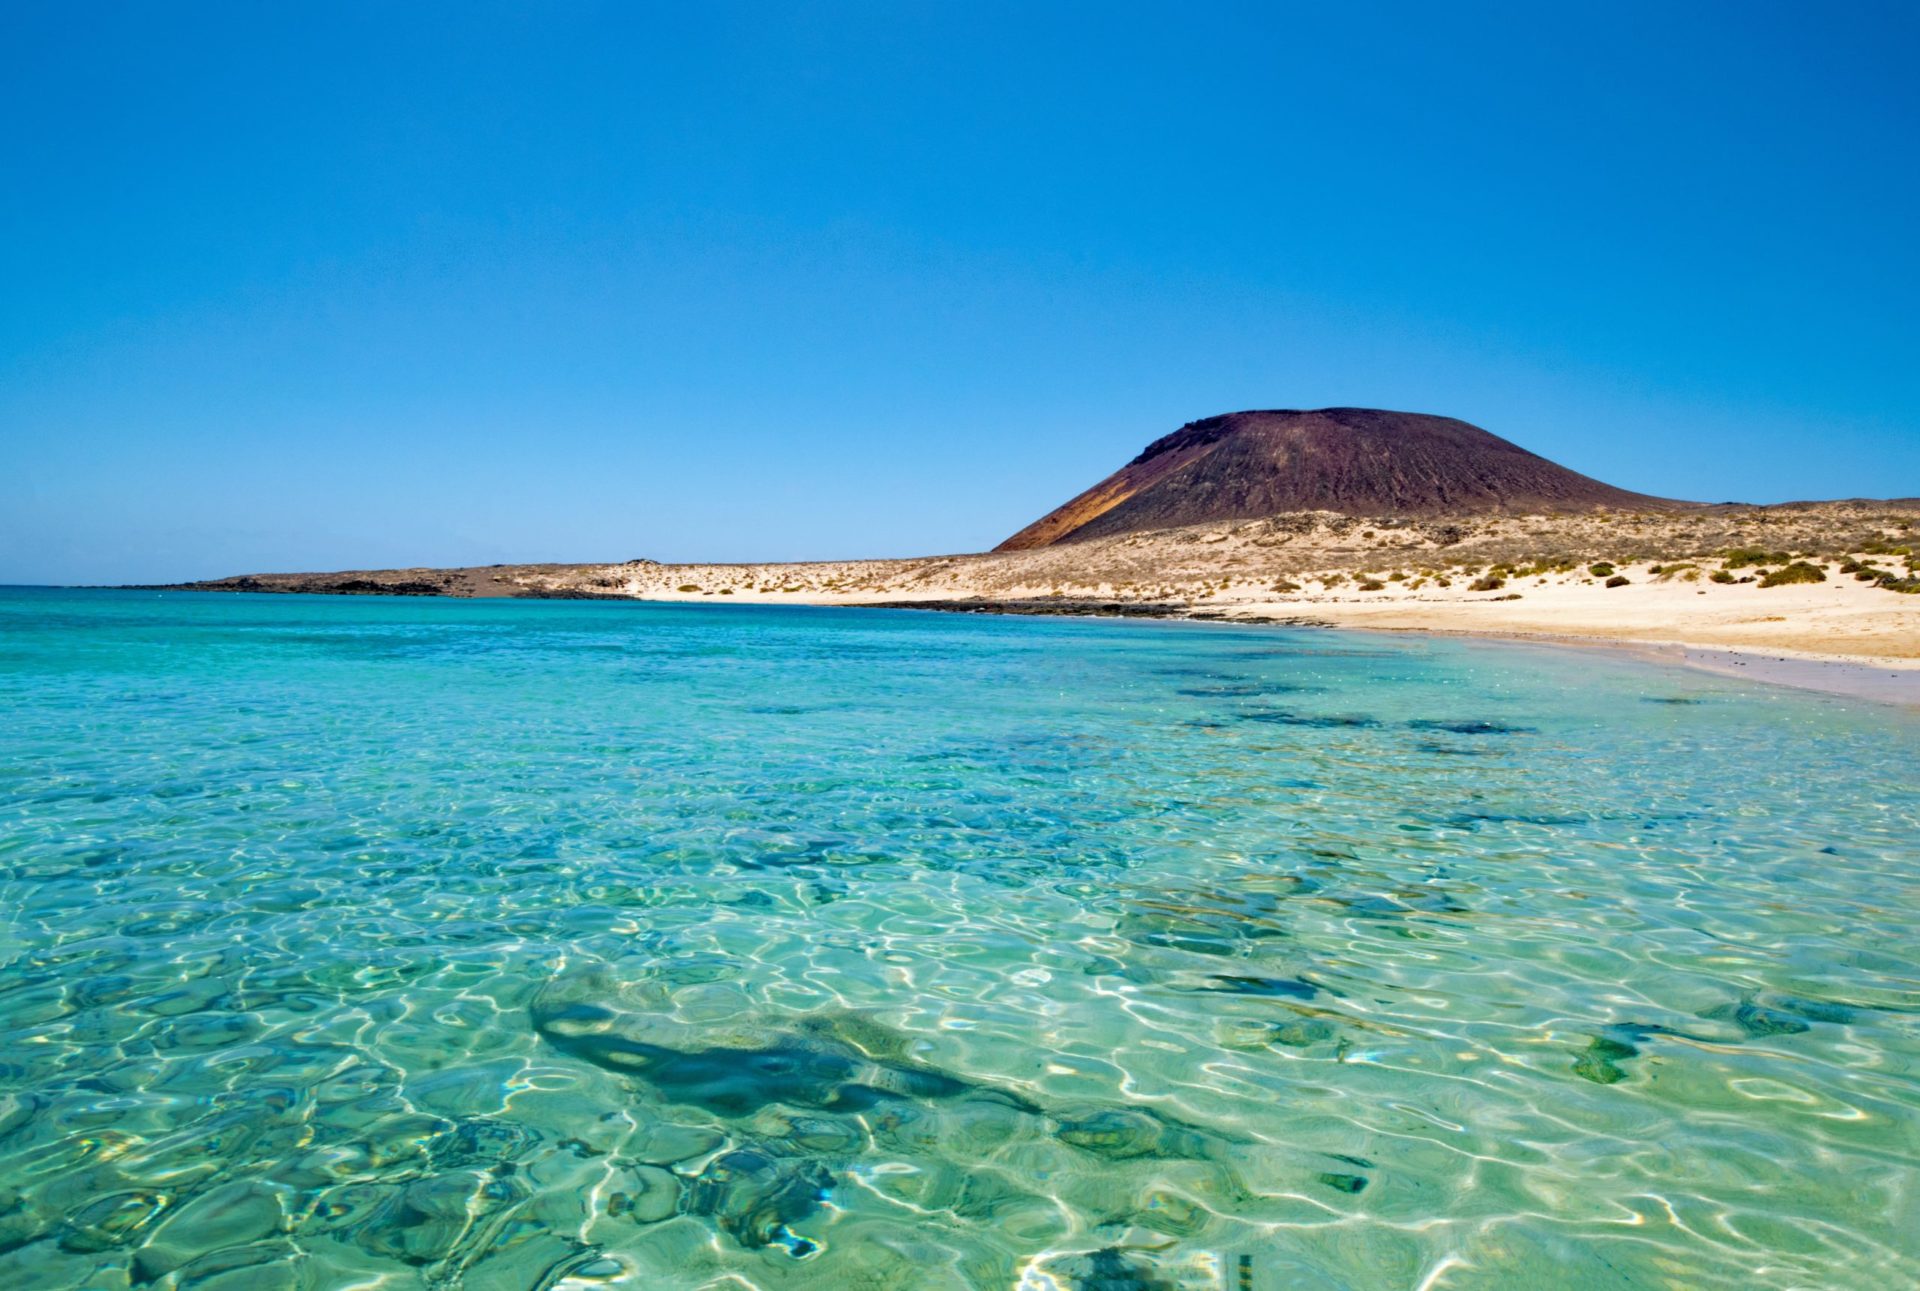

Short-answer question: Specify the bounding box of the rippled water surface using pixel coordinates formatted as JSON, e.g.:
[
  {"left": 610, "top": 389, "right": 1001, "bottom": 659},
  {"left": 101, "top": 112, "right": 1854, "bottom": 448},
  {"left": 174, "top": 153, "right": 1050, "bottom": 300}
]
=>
[{"left": 2, "top": 588, "right": 1918, "bottom": 1289}]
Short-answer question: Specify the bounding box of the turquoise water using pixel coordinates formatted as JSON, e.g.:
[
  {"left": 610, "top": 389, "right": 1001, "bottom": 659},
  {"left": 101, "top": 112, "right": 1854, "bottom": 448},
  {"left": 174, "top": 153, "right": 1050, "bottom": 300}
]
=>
[{"left": 2, "top": 588, "right": 1918, "bottom": 1290}]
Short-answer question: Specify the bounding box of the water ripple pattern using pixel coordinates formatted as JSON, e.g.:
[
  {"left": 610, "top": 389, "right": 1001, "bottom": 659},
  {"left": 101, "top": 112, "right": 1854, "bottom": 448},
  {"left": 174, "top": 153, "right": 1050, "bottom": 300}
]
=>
[{"left": 1, "top": 588, "right": 1917, "bottom": 1290}]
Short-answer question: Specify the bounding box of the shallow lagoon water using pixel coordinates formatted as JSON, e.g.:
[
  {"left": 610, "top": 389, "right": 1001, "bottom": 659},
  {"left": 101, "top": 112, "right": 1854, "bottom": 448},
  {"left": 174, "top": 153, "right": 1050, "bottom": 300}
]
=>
[{"left": 1, "top": 588, "right": 1917, "bottom": 1289}]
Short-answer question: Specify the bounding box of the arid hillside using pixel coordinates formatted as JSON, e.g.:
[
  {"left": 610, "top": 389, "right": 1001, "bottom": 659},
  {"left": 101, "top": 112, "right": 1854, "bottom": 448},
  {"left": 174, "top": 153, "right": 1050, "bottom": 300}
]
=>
[{"left": 996, "top": 408, "right": 1681, "bottom": 550}]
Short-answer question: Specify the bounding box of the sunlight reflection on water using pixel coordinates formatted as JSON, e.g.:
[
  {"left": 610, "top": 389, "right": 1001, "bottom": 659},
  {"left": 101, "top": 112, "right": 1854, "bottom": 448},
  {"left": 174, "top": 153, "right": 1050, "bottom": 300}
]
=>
[{"left": 0, "top": 589, "right": 1916, "bottom": 1289}]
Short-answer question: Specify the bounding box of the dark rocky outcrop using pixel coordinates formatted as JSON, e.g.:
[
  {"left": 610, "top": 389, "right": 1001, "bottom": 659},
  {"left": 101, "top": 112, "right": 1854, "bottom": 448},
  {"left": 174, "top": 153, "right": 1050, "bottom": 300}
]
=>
[{"left": 997, "top": 408, "right": 1685, "bottom": 550}]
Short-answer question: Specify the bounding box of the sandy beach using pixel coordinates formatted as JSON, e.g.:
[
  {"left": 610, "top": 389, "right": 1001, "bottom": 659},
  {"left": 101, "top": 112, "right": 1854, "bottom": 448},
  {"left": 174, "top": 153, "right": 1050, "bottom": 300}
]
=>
[
  {"left": 165, "top": 502, "right": 1920, "bottom": 704},
  {"left": 592, "top": 555, "right": 1915, "bottom": 658},
  {"left": 608, "top": 562, "right": 1920, "bottom": 706},
  {"left": 573, "top": 506, "right": 1920, "bottom": 702}
]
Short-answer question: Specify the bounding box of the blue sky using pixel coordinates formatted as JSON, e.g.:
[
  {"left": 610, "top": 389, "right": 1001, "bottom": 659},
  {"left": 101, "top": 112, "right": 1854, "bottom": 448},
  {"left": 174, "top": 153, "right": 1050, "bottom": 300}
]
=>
[{"left": 3, "top": 2, "right": 1915, "bottom": 584}]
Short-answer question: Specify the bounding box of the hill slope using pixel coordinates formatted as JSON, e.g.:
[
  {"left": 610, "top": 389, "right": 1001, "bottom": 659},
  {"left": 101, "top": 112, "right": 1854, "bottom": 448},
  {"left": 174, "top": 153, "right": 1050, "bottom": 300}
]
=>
[{"left": 997, "top": 408, "right": 1683, "bottom": 550}]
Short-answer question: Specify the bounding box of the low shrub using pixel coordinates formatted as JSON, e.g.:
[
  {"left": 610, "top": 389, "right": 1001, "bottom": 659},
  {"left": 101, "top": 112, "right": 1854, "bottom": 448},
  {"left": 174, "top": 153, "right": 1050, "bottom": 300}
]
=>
[
  {"left": 677, "top": 584, "right": 701, "bottom": 593},
  {"left": 1722, "top": 548, "right": 1790, "bottom": 570},
  {"left": 1469, "top": 576, "right": 1505, "bottom": 592},
  {"left": 1357, "top": 578, "right": 1386, "bottom": 591},
  {"left": 1758, "top": 562, "right": 1826, "bottom": 588},
  {"left": 1876, "top": 575, "right": 1920, "bottom": 594},
  {"left": 1710, "top": 570, "right": 1736, "bottom": 584},
  {"left": 1589, "top": 562, "right": 1616, "bottom": 577},
  {"left": 1605, "top": 575, "right": 1630, "bottom": 588}
]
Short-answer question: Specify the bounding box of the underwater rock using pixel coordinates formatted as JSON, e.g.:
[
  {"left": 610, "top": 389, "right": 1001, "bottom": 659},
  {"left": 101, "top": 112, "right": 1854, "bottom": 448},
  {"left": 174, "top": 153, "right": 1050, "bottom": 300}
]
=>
[
  {"left": 1323, "top": 887, "right": 1468, "bottom": 920},
  {"left": 795, "top": 1010, "right": 921, "bottom": 1063},
  {"left": 162, "top": 1238, "right": 304, "bottom": 1290},
  {"left": 1029, "top": 1245, "right": 1179, "bottom": 1290},
  {"left": 409, "top": 1062, "right": 523, "bottom": 1118},
  {"left": 1446, "top": 811, "right": 1588, "bottom": 829},
  {"left": 1700, "top": 999, "right": 1811, "bottom": 1038},
  {"left": 59, "top": 1189, "right": 169, "bottom": 1254},
  {"left": 149, "top": 1010, "right": 265, "bottom": 1052},
  {"left": 861, "top": 1097, "right": 1034, "bottom": 1165},
  {"left": 531, "top": 974, "right": 1042, "bottom": 1118},
  {"left": 606, "top": 1165, "right": 681, "bottom": 1224},
  {"left": 0, "top": 1093, "right": 43, "bottom": 1144},
  {"left": 1235, "top": 711, "right": 1381, "bottom": 729},
  {"left": 1239, "top": 873, "right": 1321, "bottom": 895},
  {"left": 1759, "top": 993, "right": 1863, "bottom": 1025},
  {"left": 1404, "top": 719, "right": 1536, "bottom": 735},
  {"left": 572, "top": 1026, "right": 982, "bottom": 1115},
  {"left": 769, "top": 1114, "right": 868, "bottom": 1156},
  {"left": 1114, "top": 889, "right": 1294, "bottom": 957},
  {"left": 730, "top": 835, "right": 898, "bottom": 870},
  {"left": 1576, "top": 995, "right": 1846, "bottom": 1089},
  {"left": 1174, "top": 681, "right": 1321, "bottom": 697},
  {"left": 131, "top": 1180, "right": 286, "bottom": 1282},
  {"left": 628, "top": 1122, "right": 726, "bottom": 1165},
  {"left": 1080, "top": 952, "right": 1132, "bottom": 978},
  {"left": 426, "top": 1118, "right": 536, "bottom": 1173},
  {"left": 538, "top": 1016, "right": 900, "bottom": 1116},
  {"left": 0, "top": 1186, "right": 51, "bottom": 1257},
  {"left": 1114, "top": 916, "right": 1243, "bottom": 957},
  {"left": 1316, "top": 1171, "right": 1369, "bottom": 1194},
  {"left": 1053, "top": 1106, "right": 1222, "bottom": 1162},
  {"left": 1188, "top": 974, "right": 1319, "bottom": 1000},
  {"left": 1126, "top": 1188, "right": 1209, "bottom": 1239},
  {"left": 1571, "top": 1036, "right": 1636, "bottom": 1085},
  {"left": 1219, "top": 1016, "right": 1342, "bottom": 1051},
  {"left": 1569, "top": 1022, "right": 1696, "bottom": 1085},
  {"left": 854, "top": 1155, "right": 1046, "bottom": 1224},
  {"left": 684, "top": 1148, "right": 830, "bottom": 1252},
  {"left": 347, "top": 1170, "right": 525, "bottom": 1266}
]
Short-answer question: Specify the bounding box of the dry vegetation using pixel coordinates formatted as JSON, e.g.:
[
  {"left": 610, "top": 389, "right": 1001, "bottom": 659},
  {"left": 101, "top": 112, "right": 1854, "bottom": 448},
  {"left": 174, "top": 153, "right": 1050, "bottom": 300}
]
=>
[
  {"left": 519, "top": 502, "right": 1920, "bottom": 603},
  {"left": 175, "top": 501, "right": 1920, "bottom": 665}
]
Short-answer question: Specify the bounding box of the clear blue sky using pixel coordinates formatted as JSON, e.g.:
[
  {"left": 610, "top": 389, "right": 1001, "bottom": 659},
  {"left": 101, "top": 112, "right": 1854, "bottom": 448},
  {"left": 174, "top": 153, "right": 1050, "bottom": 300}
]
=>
[{"left": 3, "top": 2, "right": 1915, "bottom": 584}]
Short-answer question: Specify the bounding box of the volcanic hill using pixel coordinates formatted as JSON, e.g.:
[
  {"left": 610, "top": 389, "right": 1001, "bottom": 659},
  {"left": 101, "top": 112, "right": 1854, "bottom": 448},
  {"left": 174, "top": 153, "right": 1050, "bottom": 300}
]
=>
[{"left": 996, "top": 408, "right": 1685, "bottom": 550}]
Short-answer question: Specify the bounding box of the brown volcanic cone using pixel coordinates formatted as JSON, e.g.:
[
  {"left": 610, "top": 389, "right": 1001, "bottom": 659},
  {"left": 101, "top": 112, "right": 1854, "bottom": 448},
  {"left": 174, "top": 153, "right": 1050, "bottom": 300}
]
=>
[{"left": 997, "top": 407, "right": 1684, "bottom": 550}]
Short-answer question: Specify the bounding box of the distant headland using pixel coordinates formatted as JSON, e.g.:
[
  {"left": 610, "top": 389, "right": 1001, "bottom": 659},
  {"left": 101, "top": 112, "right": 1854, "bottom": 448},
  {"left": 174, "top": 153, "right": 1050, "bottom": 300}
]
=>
[{"left": 143, "top": 407, "right": 1920, "bottom": 678}]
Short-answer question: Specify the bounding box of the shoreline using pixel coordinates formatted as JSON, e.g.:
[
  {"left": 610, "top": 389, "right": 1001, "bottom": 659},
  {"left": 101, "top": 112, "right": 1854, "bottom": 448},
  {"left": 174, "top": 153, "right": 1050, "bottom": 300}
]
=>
[
  {"left": 862, "top": 596, "right": 1920, "bottom": 708},
  {"left": 135, "top": 500, "right": 1920, "bottom": 695},
  {"left": 126, "top": 579, "right": 1920, "bottom": 709}
]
